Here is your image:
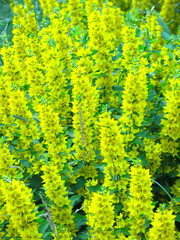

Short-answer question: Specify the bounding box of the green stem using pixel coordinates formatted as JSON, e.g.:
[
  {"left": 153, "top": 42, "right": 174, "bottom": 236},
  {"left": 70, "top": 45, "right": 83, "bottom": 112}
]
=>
[{"left": 151, "top": 178, "right": 180, "bottom": 213}]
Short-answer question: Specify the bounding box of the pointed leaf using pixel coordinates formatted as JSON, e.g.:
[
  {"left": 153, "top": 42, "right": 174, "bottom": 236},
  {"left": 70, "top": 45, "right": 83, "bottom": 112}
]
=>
[
  {"left": 38, "top": 220, "right": 49, "bottom": 234},
  {"left": 70, "top": 195, "right": 82, "bottom": 207},
  {"left": 74, "top": 213, "right": 87, "bottom": 229},
  {"left": 12, "top": 115, "right": 30, "bottom": 123}
]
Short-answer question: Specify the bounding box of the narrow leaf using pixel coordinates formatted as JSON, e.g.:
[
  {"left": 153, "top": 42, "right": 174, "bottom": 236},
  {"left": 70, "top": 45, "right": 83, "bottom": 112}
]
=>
[{"left": 12, "top": 115, "right": 30, "bottom": 123}]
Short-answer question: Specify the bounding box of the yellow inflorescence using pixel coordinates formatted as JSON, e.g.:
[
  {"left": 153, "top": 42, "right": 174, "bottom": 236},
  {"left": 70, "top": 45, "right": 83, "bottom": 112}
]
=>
[
  {"left": 99, "top": 112, "right": 129, "bottom": 192},
  {"left": 41, "top": 163, "right": 75, "bottom": 237},
  {"left": 148, "top": 208, "right": 176, "bottom": 240},
  {"left": 87, "top": 192, "right": 115, "bottom": 240},
  {"left": 161, "top": 78, "right": 180, "bottom": 141},
  {"left": 127, "top": 164, "right": 154, "bottom": 237},
  {"left": 1, "top": 179, "right": 42, "bottom": 239}
]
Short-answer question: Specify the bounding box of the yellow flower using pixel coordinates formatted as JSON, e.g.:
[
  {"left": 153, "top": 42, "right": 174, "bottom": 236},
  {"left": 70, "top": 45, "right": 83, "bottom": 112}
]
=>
[
  {"left": 127, "top": 164, "right": 154, "bottom": 237},
  {"left": 161, "top": 78, "right": 180, "bottom": 141},
  {"left": 41, "top": 163, "right": 75, "bottom": 236},
  {"left": 1, "top": 179, "right": 42, "bottom": 239},
  {"left": 99, "top": 112, "right": 129, "bottom": 191},
  {"left": 87, "top": 192, "right": 115, "bottom": 239},
  {"left": 148, "top": 208, "right": 176, "bottom": 240}
]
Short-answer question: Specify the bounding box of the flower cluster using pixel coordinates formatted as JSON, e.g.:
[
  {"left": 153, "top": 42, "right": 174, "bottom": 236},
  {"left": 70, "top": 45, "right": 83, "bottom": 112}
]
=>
[
  {"left": 161, "top": 78, "right": 180, "bottom": 141},
  {"left": 99, "top": 112, "right": 129, "bottom": 191},
  {"left": 1, "top": 179, "right": 42, "bottom": 239},
  {"left": 41, "top": 163, "right": 75, "bottom": 237},
  {"left": 87, "top": 192, "right": 115, "bottom": 240},
  {"left": 127, "top": 164, "right": 154, "bottom": 238},
  {"left": 148, "top": 208, "right": 176, "bottom": 240}
]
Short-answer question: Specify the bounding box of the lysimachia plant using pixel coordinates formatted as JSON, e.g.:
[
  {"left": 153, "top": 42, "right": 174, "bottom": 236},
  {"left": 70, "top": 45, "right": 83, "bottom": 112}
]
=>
[{"left": 0, "top": 0, "right": 179, "bottom": 239}]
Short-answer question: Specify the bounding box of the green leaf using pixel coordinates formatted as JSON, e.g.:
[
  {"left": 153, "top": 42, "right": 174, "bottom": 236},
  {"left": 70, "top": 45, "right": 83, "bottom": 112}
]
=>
[
  {"left": 68, "top": 130, "right": 74, "bottom": 138},
  {"left": 38, "top": 220, "right": 49, "bottom": 234},
  {"left": 36, "top": 208, "right": 45, "bottom": 218},
  {"left": 152, "top": 201, "right": 159, "bottom": 206},
  {"left": 12, "top": 115, "right": 30, "bottom": 123},
  {"left": 133, "top": 137, "right": 144, "bottom": 146},
  {"left": 112, "top": 85, "right": 124, "bottom": 91},
  {"left": 67, "top": 138, "right": 73, "bottom": 148},
  {"left": 147, "top": 90, "right": 156, "bottom": 101},
  {"left": 156, "top": 18, "right": 171, "bottom": 35},
  {"left": 114, "top": 227, "right": 130, "bottom": 236},
  {"left": 93, "top": 163, "right": 106, "bottom": 171},
  {"left": 174, "top": 197, "right": 180, "bottom": 204},
  {"left": 142, "top": 118, "right": 154, "bottom": 126},
  {"left": 12, "top": 138, "right": 19, "bottom": 145},
  {"left": 23, "top": 83, "right": 30, "bottom": 91},
  {"left": 148, "top": 50, "right": 161, "bottom": 55},
  {"left": 70, "top": 195, "right": 82, "bottom": 207},
  {"left": 95, "top": 149, "right": 104, "bottom": 160},
  {"left": 91, "top": 49, "right": 98, "bottom": 56},
  {"left": 114, "top": 203, "right": 123, "bottom": 214},
  {"left": 29, "top": 175, "right": 42, "bottom": 189},
  {"left": 73, "top": 161, "right": 85, "bottom": 174},
  {"left": 42, "top": 232, "right": 53, "bottom": 240},
  {"left": 81, "top": 32, "right": 89, "bottom": 45},
  {"left": 8, "top": 144, "right": 15, "bottom": 152},
  {"left": 33, "top": 138, "right": 39, "bottom": 144},
  {"left": 175, "top": 215, "right": 180, "bottom": 223},
  {"left": 74, "top": 213, "right": 87, "bottom": 229},
  {"left": 13, "top": 132, "right": 21, "bottom": 137},
  {"left": 138, "top": 153, "right": 149, "bottom": 166},
  {"left": 113, "top": 68, "right": 121, "bottom": 76},
  {"left": 14, "top": 148, "right": 26, "bottom": 153},
  {"left": 160, "top": 101, "right": 166, "bottom": 108},
  {"left": 20, "top": 160, "right": 33, "bottom": 167},
  {"left": 112, "top": 52, "right": 122, "bottom": 61},
  {"left": 72, "top": 176, "right": 85, "bottom": 191},
  {"left": 147, "top": 72, "right": 155, "bottom": 79},
  {"left": 32, "top": 116, "right": 41, "bottom": 123},
  {"left": 126, "top": 11, "right": 132, "bottom": 21},
  {"left": 167, "top": 51, "right": 173, "bottom": 60},
  {"left": 161, "top": 31, "right": 171, "bottom": 40},
  {"left": 164, "top": 44, "right": 175, "bottom": 51},
  {"left": 87, "top": 185, "right": 101, "bottom": 193},
  {"left": 48, "top": 37, "right": 56, "bottom": 47},
  {"left": 136, "top": 130, "right": 149, "bottom": 138},
  {"left": 76, "top": 232, "right": 91, "bottom": 240},
  {"left": 136, "top": 28, "right": 141, "bottom": 37},
  {"left": 173, "top": 34, "right": 179, "bottom": 41},
  {"left": 71, "top": 25, "right": 81, "bottom": 37},
  {"left": 161, "top": 74, "right": 170, "bottom": 88},
  {"left": 67, "top": 160, "right": 79, "bottom": 165},
  {"left": 62, "top": 164, "right": 71, "bottom": 173},
  {"left": 155, "top": 115, "right": 162, "bottom": 125},
  {"left": 118, "top": 42, "right": 123, "bottom": 52}
]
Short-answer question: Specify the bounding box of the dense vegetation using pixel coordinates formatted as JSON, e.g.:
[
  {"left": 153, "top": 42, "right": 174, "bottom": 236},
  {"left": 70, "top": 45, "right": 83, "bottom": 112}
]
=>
[{"left": 0, "top": 0, "right": 179, "bottom": 239}]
